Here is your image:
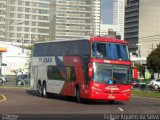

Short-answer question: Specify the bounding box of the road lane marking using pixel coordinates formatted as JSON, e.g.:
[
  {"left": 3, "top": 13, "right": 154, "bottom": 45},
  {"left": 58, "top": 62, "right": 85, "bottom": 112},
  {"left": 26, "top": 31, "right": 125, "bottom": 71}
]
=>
[
  {"left": 118, "top": 107, "right": 124, "bottom": 112},
  {"left": 0, "top": 86, "right": 30, "bottom": 89},
  {"left": 0, "top": 94, "right": 7, "bottom": 102}
]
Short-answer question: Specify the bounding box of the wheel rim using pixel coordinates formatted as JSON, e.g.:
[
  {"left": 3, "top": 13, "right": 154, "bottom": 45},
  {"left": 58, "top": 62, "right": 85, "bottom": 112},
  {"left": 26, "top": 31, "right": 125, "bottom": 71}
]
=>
[
  {"left": 43, "top": 85, "right": 46, "bottom": 96},
  {"left": 38, "top": 83, "right": 42, "bottom": 96},
  {"left": 154, "top": 85, "right": 158, "bottom": 90}
]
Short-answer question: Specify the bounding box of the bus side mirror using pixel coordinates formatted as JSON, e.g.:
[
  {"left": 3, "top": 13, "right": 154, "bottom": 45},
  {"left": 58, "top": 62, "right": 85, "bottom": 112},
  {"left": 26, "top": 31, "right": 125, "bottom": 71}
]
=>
[{"left": 88, "top": 63, "right": 93, "bottom": 77}]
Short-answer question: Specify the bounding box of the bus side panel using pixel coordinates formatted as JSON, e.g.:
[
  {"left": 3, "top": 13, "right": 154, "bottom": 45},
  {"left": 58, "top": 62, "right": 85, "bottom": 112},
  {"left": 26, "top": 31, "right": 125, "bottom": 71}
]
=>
[
  {"left": 60, "top": 56, "right": 86, "bottom": 97},
  {"left": 30, "top": 57, "right": 39, "bottom": 90},
  {"left": 31, "top": 57, "right": 47, "bottom": 91},
  {"left": 30, "top": 66, "right": 38, "bottom": 90}
]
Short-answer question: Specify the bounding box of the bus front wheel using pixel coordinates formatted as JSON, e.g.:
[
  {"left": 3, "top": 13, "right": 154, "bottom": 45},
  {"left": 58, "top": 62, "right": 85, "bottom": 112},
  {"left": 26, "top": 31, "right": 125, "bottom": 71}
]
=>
[{"left": 76, "top": 87, "right": 81, "bottom": 103}]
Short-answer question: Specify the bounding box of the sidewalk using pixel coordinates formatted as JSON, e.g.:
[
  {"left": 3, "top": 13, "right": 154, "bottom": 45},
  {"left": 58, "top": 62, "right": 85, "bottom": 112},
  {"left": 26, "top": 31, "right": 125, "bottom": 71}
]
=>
[{"left": 0, "top": 79, "right": 30, "bottom": 89}]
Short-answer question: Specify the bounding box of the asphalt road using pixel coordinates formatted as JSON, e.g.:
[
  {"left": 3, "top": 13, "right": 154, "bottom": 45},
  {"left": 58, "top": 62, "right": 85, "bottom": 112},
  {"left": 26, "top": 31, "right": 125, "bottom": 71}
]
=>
[{"left": 0, "top": 88, "right": 160, "bottom": 120}]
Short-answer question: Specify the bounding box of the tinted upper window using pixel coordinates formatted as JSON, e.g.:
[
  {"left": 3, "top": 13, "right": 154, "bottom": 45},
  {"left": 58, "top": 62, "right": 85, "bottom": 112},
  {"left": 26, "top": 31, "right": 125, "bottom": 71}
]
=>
[
  {"left": 92, "top": 42, "right": 130, "bottom": 60},
  {"left": 33, "top": 40, "right": 90, "bottom": 57}
]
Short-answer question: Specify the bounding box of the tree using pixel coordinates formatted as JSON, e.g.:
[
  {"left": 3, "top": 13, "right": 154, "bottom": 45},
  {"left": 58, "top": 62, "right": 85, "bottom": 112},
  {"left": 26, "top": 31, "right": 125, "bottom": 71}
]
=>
[
  {"left": 134, "top": 63, "right": 145, "bottom": 79},
  {"left": 147, "top": 44, "right": 160, "bottom": 73}
]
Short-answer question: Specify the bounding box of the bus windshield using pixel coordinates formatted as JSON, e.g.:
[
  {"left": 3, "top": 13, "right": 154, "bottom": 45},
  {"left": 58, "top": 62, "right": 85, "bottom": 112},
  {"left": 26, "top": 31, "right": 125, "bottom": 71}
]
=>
[
  {"left": 92, "top": 42, "right": 129, "bottom": 60},
  {"left": 93, "top": 63, "right": 131, "bottom": 84}
]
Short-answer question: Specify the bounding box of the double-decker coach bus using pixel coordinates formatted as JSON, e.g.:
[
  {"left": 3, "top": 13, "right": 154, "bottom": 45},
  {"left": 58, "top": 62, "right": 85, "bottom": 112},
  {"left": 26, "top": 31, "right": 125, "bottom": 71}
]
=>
[{"left": 30, "top": 36, "right": 132, "bottom": 103}]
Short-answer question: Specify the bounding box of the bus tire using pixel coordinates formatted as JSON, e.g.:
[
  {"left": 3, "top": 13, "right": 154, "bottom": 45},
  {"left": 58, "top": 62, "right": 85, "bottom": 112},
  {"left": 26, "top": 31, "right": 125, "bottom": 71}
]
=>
[
  {"left": 37, "top": 82, "right": 43, "bottom": 97},
  {"left": 76, "top": 87, "right": 81, "bottom": 103},
  {"left": 42, "top": 83, "right": 48, "bottom": 98},
  {"left": 108, "top": 100, "right": 115, "bottom": 104}
]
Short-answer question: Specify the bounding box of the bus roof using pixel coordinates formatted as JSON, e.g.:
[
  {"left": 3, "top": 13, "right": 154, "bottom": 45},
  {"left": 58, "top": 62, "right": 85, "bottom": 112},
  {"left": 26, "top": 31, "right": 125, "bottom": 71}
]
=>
[
  {"left": 34, "top": 38, "right": 89, "bottom": 44},
  {"left": 90, "top": 36, "right": 128, "bottom": 44},
  {"left": 34, "top": 36, "right": 128, "bottom": 45}
]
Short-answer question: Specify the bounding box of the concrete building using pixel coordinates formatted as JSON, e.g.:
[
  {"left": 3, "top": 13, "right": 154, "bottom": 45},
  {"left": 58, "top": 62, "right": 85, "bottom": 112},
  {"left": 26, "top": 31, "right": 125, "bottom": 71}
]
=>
[
  {"left": 0, "top": 0, "right": 100, "bottom": 42},
  {"left": 125, "top": 0, "right": 139, "bottom": 55},
  {"left": 0, "top": 0, "right": 50, "bottom": 43},
  {"left": 113, "top": 0, "right": 126, "bottom": 40},
  {"left": 125, "top": 0, "right": 160, "bottom": 58},
  {"left": 49, "top": 0, "right": 101, "bottom": 40},
  {"left": 0, "top": 0, "right": 101, "bottom": 78},
  {"left": 0, "top": 0, "right": 6, "bottom": 41}
]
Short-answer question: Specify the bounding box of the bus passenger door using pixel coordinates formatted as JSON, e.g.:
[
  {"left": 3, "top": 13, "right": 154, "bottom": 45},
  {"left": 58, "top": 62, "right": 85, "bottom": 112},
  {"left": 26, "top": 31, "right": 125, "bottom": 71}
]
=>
[{"left": 34, "top": 66, "right": 38, "bottom": 90}]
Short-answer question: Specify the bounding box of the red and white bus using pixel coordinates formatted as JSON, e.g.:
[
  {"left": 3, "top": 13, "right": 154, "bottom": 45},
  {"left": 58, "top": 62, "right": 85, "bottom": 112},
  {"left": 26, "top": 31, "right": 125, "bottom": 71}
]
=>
[{"left": 30, "top": 37, "right": 132, "bottom": 103}]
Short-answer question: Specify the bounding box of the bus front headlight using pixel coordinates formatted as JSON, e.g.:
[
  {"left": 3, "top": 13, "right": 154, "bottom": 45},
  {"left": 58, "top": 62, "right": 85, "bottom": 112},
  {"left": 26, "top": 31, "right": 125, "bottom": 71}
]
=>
[
  {"left": 92, "top": 86, "right": 102, "bottom": 92},
  {"left": 121, "top": 89, "right": 130, "bottom": 93}
]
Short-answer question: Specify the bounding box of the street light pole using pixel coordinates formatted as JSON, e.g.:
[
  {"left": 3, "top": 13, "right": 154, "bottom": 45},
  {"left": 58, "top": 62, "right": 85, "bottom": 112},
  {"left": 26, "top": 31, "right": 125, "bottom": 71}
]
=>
[
  {"left": 136, "top": 43, "right": 142, "bottom": 88},
  {"left": 30, "top": 26, "right": 32, "bottom": 43},
  {"left": 17, "top": 21, "right": 26, "bottom": 53},
  {"left": 17, "top": 20, "right": 32, "bottom": 53},
  {"left": 136, "top": 43, "right": 142, "bottom": 58}
]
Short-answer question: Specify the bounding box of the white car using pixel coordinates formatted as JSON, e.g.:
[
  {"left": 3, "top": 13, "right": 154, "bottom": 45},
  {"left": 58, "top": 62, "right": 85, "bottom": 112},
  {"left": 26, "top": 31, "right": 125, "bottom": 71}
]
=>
[
  {"left": 0, "top": 75, "right": 7, "bottom": 85},
  {"left": 148, "top": 79, "right": 160, "bottom": 90},
  {"left": 17, "top": 74, "right": 29, "bottom": 86}
]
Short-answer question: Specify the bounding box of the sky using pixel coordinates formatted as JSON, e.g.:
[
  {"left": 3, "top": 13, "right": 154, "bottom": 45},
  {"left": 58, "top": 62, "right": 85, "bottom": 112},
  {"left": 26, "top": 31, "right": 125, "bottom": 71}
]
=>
[{"left": 101, "top": 0, "right": 113, "bottom": 24}]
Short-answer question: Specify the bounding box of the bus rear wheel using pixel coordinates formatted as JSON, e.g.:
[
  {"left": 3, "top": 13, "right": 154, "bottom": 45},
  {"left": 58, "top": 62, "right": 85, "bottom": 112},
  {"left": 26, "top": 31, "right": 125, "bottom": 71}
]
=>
[
  {"left": 37, "top": 83, "right": 43, "bottom": 97},
  {"left": 42, "top": 83, "right": 47, "bottom": 98}
]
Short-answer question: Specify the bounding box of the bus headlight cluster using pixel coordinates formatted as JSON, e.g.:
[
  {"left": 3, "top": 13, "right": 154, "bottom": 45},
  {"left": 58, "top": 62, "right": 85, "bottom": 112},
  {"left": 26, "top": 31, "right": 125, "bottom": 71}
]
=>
[
  {"left": 92, "top": 86, "right": 102, "bottom": 92},
  {"left": 121, "top": 89, "right": 130, "bottom": 93}
]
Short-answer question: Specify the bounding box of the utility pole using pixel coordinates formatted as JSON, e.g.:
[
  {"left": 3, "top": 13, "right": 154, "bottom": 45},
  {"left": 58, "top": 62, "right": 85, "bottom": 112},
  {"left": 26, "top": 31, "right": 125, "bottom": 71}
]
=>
[
  {"left": 136, "top": 43, "right": 142, "bottom": 89},
  {"left": 151, "top": 44, "right": 154, "bottom": 51},
  {"left": 17, "top": 21, "right": 28, "bottom": 53}
]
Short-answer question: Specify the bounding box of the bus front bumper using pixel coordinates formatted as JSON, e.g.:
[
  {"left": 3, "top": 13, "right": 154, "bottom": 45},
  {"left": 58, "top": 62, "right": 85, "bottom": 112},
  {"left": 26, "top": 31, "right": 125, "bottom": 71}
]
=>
[{"left": 87, "top": 90, "right": 130, "bottom": 101}]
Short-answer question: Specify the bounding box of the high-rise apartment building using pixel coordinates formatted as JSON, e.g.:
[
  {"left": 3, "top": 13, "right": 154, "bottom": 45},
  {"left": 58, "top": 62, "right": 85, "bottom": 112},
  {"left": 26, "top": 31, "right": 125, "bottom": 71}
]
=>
[
  {"left": 0, "top": 0, "right": 6, "bottom": 41},
  {"left": 125, "top": 0, "right": 160, "bottom": 58},
  {"left": 125, "top": 0, "right": 139, "bottom": 55},
  {"left": 113, "top": 0, "right": 125, "bottom": 40},
  {"left": 0, "top": 0, "right": 100, "bottom": 42},
  {"left": 49, "top": 0, "right": 100, "bottom": 40},
  {"left": 0, "top": 0, "right": 50, "bottom": 43}
]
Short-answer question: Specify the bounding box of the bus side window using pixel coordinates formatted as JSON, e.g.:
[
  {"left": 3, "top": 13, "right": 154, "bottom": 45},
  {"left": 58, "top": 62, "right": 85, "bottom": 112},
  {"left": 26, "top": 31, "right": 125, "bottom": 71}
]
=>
[
  {"left": 70, "top": 67, "right": 76, "bottom": 81},
  {"left": 47, "top": 66, "right": 65, "bottom": 80},
  {"left": 92, "top": 44, "right": 97, "bottom": 57}
]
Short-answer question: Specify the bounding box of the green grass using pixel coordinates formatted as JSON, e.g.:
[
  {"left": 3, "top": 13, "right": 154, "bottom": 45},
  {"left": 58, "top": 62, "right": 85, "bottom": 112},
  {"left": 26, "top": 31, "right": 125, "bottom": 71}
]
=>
[{"left": 132, "top": 90, "right": 160, "bottom": 99}]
